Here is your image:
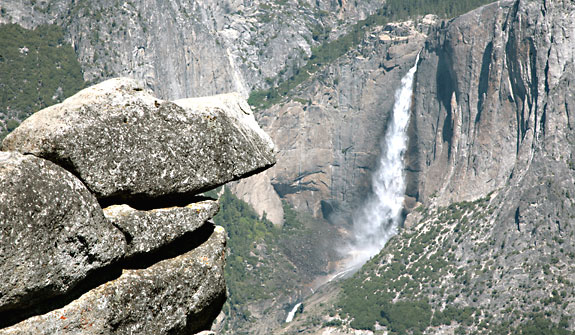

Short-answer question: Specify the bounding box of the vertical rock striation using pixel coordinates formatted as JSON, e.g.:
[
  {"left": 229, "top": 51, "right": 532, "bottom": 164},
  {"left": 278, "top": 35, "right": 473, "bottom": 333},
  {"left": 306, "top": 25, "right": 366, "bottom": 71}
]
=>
[
  {"left": 408, "top": 0, "right": 575, "bottom": 206},
  {"left": 387, "top": 0, "right": 575, "bottom": 330}
]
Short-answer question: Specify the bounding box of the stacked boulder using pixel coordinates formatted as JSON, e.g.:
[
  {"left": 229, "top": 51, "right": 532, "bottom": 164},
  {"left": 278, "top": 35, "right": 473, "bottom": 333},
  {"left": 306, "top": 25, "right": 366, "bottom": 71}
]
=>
[{"left": 0, "top": 78, "right": 275, "bottom": 334}]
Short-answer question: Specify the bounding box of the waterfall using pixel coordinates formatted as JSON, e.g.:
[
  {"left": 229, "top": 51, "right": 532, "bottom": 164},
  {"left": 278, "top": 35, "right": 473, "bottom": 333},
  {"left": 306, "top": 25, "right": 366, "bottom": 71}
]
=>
[
  {"left": 285, "top": 303, "right": 302, "bottom": 323},
  {"left": 346, "top": 54, "right": 420, "bottom": 270}
]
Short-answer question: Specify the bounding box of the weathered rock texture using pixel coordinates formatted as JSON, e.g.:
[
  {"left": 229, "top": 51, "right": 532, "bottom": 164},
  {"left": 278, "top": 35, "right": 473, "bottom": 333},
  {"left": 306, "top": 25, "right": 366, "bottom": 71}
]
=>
[
  {"left": 0, "top": 226, "right": 227, "bottom": 335},
  {"left": 0, "top": 80, "right": 275, "bottom": 333},
  {"left": 2, "top": 78, "right": 275, "bottom": 202},
  {"left": 104, "top": 200, "right": 219, "bottom": 259},
  {"left": 0, "top": 151, "right": 125, "bottom": 315}
]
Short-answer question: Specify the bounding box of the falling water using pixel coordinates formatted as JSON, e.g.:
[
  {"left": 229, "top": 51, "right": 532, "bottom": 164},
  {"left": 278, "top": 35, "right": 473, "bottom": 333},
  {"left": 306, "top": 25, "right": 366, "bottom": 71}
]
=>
[
  {"left": 285, "top": 303, "right": 302, "bottom": 323},
  {"left": 346, "top": 54, "right": 420, "bottom": 270}
]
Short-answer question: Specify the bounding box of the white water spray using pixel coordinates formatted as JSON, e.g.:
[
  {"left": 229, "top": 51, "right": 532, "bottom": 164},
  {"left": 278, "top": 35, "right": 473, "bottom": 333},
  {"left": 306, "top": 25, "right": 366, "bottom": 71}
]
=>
[
  {"left": 285, "top": 303, "right": 302, "bottom": 323},
  {"left": 346, "top": 54, "right": 420, "bottom": 270}
]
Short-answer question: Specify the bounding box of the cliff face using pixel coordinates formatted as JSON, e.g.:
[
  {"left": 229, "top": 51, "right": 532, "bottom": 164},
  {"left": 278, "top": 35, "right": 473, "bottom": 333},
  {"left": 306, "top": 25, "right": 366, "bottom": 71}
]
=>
[
  {"left": 0, "top": 0, "right": 382, "bottom": 100},
  {"left": 265, "top": 1, "right": 575, "bottom": 333},
  {"left": 406, "top": 1, "right": 575, "bottom": 313},
  {"left": 233, "top": 18, "right": 437, "bottom": 223},
  {"left": 331, "top": 0, "right": 575, "bottom": 332},
  {"left": 405, "top": 0, "right": 575, "bottom": 326},
  {"left": 408, "top": 0, "right": 575, "bottom": 206}
]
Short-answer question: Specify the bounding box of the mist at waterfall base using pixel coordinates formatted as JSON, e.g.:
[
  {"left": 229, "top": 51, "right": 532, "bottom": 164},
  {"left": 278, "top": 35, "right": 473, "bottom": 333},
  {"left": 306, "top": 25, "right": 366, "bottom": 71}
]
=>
[{"left": 342, "top": 57, "right": 419, "bottom": 272}]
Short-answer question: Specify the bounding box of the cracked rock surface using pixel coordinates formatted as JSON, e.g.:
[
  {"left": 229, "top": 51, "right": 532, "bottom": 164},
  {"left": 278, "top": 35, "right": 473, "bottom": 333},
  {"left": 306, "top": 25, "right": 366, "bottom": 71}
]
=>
[
  {"left": 1, "top": 78, "right": 276, "bottom": 201},
  {"left": 104, "top": 200, "right": 219, "bottom": 259},
  {"left": 0, "top": 79, "right": 275, "bottom": 333},
  {"left": 0, "top": 151, "right": 126, "bottom": 315},
  {"left": 0, "top": 225, "right": 227, "bottom": 335}
]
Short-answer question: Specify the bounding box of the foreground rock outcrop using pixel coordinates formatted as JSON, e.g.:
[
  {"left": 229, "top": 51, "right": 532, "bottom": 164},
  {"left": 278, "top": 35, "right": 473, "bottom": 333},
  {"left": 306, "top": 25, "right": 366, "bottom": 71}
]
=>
[
  {"left": 104, "top": 200, "right": 219, "bottom": 259},
  {"left": 0, "top": 78, "right": 275, "bottom": 333},
  {"left": 1, "top": 227, "right": 227, "bottom": 335},
  {"left": 2, "top": 78, "right": 275, "bottom": 203},
  {"left": 0, "top": 151, "right": 126, "bottom": 315}
]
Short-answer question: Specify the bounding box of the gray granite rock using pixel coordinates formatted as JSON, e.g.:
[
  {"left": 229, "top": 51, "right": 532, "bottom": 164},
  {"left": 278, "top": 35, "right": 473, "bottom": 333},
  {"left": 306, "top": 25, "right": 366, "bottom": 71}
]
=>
[
  {"left": 103, "top": 200, "right": 219, "bottom": 259},
  {"left": 1, "top": 78, "right": 276, "bottom": 201},
  {"left": 0, "top": 225, "right": 227, "bottom": 335},
  {"left": 0, "top": 0, "right": 382, "bottom": 101},
  {"left": 408, "top": 0, "right": 575, "bottom": 206},
  {"left": 0, "top": 151, "right": 126, "bottom": 314}
]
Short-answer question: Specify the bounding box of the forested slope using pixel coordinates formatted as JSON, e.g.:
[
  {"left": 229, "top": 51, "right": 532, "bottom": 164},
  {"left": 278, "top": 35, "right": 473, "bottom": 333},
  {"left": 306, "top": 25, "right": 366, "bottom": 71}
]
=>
[{"left": 0, "top": 24, "right": 85, "bottom": 140}]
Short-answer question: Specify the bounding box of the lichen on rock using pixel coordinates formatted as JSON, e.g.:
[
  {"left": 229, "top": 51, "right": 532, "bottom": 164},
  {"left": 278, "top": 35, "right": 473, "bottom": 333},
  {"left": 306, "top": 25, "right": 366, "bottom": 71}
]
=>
[
  {"left": 104, "top": 200, "right": 219, "bottom": 259},
  {"left": 0, "top": 151, "right": 126, "bottom": 316},
  {"left": 1, "top": 78, "right": 276, "bottom": 202},
  {"left": 0, "top": 78, "right": 276, "bottom": 333},
  {"left": 0, "top": 225, "right": 227, "bottom": 335}
]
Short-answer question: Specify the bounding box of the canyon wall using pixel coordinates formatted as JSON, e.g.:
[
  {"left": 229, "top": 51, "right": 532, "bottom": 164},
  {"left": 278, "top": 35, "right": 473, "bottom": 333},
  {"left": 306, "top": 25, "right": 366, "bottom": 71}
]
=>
[
  {"left": 408, "top": 0, "right": 575, "bottom": 206},
  {"left": 0, "top": 0, "right": 382, "bottom": 100}
]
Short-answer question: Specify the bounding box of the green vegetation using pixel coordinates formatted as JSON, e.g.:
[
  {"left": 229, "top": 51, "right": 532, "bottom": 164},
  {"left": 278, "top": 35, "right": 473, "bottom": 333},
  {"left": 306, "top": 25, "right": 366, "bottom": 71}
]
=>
[
  {"left": 323, "top": 319, "right": 343, "bottom": 327},
  {"left": 510, "top": 314, "right": 572, "bottom": 335},
  {"left": 248, "top": 0, "right": 496, "bottom": 110},
  {"left": 385, "top": 0, "right": 496, "bottom": 20},
  {"left": 211, "top": 188, "right": 288, "bottom": 317},
  {"left": 0, "top": 23, "right": 86, "bottom": 140},
  {"left": 479, "top": 314, "right": 574, "bottom": 335},
  {"left": 334, "top": 190, "right": 575, "bottom": 334},
  {"left": 211, "top": 188, "right": 334, "bottom": 331},
  {"left": 336, "top": 197, "right": 491, "bottom": 333}
]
